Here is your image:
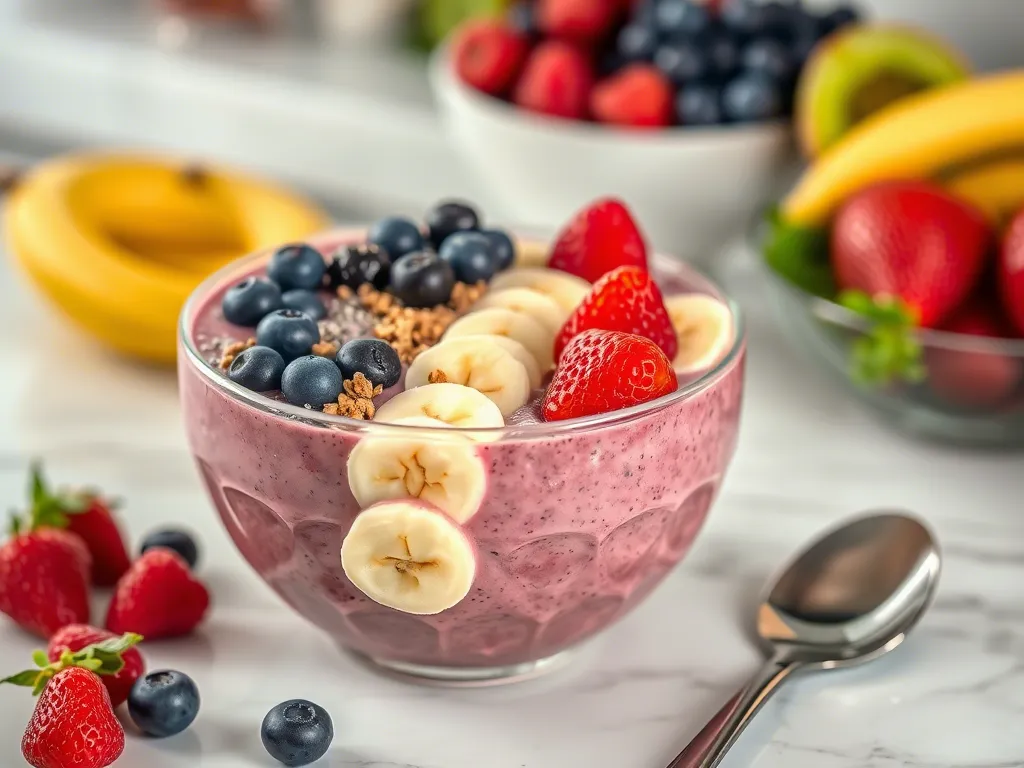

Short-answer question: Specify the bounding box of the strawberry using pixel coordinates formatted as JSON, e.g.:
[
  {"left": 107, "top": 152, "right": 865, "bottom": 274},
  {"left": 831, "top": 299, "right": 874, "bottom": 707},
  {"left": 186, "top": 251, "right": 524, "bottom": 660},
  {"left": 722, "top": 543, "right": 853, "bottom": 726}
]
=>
[
  {"left": 832, "top": 181, "right": 991, "bottom": 329},
  {"left": 998, "top": 206, "right": 1024, "bottom": 336},
  {"left": 926, "top": 302, "right": 1021, "bottom": 409},
  {"left": 2, "top": 633, "right": 141, "bottom": 768},
  {"left": 543, "top": 329, "right": 677, "bottom": 421},
  {"left": 555, "top": 266, "right": 677, "bottom": 360},
  {"left": 106, "top": 549, "right": 210, "bottom": 639},
  {"left": 548, "top": 198, "right": 648, "bottom": 282},
  {"left": 48, "top": 624, "right": 145, "bottom": 708},
  {"left": 513, "top": 40, "right": 594, "bottom": 120},
  {"left": 536, "top": 0, "right": 620, "bottom": 44},
  {"left": 22, "top": 463, "right": 130, "bottom": 587},
  {"left": 0, "top": 510, "right": 91, "bottom": 638},
  {"left": 591, "top": 65, "right": 674, "bottom": 128},
  {"left": 452, "top": 20, "right": 529, "bottom": 98}
]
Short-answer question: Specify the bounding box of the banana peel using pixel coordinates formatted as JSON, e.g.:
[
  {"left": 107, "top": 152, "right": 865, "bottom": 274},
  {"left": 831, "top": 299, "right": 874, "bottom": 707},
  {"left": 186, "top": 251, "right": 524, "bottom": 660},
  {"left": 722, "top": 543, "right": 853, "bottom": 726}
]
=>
[{"left": 3, "top": 152, "right": 330, "bottom": 365}]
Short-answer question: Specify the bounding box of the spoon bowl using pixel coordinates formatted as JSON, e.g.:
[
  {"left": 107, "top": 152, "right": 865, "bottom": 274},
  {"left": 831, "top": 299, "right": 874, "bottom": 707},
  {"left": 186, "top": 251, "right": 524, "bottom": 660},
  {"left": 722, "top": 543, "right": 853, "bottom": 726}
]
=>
[{"left": 669, "top": 511, "right": 941, "bottom": 768}]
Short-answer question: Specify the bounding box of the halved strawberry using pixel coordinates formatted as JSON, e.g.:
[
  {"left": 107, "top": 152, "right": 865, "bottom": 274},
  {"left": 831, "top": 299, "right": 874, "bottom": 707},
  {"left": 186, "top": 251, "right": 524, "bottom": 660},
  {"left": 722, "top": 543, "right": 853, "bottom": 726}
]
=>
[
  {"left": 555, "top": 266, "right": 677, "bottom": 360},
  {"left": 542, "top": 329, "right": 677, "bottom": 421},
  {"left": 452, "top": 20, "right": 529, "bottom": 97},
  {"left": 548, "top": 198, "right": 648, "bottom": 283}
]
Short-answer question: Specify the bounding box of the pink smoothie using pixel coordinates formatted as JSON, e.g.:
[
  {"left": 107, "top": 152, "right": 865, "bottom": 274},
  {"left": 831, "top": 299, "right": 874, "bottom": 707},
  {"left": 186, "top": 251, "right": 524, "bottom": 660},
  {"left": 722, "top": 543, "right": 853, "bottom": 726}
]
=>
[{"left": 179, "top": 232, "right": 745, "bottom": 674}]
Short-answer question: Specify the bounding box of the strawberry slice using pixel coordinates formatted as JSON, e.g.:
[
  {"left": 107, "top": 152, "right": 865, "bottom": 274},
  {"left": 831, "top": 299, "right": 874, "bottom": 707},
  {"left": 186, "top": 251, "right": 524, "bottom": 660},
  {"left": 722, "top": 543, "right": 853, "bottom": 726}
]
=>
[
  {"left": 998, "top": 207, "right": 1024, "bottom": 336},
  {"left": 555, "top": 266, "right": 678, "bottom": 360},
  {"left": 548, "top": 198, "right": 648, "bottom": 283},
  {"left": 543, "top": 329, "right": 677, "bottom": 421}
]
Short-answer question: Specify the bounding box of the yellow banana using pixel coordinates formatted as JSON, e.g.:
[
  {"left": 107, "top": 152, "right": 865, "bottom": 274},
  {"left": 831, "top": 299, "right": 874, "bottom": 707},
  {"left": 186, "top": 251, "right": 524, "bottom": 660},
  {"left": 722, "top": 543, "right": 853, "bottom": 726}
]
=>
[
  {"left": 944, "top": 158, "right": 1024, "bottom": 228},
  {"left": 782, "top": 70, "right": 1024, "bottom": 226},
  {"left": 4, "top": 152, "right": 330, "bottom": 364}
]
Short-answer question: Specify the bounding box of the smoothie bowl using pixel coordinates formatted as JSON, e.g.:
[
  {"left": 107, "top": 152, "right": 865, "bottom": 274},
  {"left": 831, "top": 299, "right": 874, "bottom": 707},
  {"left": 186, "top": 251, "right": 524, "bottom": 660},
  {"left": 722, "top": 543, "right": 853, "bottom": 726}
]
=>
[{"left": 178, "top": 198, "right": 745, "bottom": 683}]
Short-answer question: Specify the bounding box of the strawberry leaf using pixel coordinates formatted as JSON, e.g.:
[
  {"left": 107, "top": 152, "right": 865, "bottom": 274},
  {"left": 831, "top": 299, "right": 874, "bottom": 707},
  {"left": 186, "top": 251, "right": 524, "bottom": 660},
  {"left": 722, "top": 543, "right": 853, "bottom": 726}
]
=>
[
  {"left": 839, "top": 290, "right": 927, "bottom": 386},
  {"left": 0, "top": 670, "right": 44, "bottom": 688},
  {"left": 762, "top": 208, "right": 836, "bottom": 299},
  {"left": 0, "top": 633, "right": 143, "bottom": 697},
  {"left": 29, "top": 462, "right": 48, "bottom": 507}
]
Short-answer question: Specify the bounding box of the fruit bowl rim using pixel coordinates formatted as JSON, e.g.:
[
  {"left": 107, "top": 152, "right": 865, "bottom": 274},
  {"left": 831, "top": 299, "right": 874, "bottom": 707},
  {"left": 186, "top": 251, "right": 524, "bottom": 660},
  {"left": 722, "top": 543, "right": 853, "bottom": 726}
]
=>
[
  {"left": 750, "top": 216, "right": 1024, "bottom": 355},
  {"left": 179, "top": 229, "right": 746, "bottom": 440},
  {"left": 429, "top": 41, "right": 792, "bottom": 144}
]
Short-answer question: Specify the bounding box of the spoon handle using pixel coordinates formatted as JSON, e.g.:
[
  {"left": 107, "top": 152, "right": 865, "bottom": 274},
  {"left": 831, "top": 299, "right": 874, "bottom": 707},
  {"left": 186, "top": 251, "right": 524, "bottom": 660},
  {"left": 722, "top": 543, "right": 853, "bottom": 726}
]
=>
[{"left": 666, "top": 656, "right": 798, "bottom": 768}]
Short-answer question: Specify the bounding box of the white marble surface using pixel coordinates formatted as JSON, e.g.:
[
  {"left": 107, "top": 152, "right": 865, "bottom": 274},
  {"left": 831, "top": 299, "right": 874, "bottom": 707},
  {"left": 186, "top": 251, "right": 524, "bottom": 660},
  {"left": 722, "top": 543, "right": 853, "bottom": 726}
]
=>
[{"left": 0, "top": 227, "right": 1023, "bottom": 768}]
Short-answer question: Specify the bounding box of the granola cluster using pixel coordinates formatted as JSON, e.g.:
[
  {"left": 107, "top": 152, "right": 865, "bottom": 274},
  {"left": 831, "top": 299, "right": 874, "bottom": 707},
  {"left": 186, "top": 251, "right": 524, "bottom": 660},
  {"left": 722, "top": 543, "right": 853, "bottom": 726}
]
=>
[
  {"left": 218, "top": 337, "right": 255, "bottom": 370},
  {"left": 322, "top": 372, "right": 382, "bottom": 419}
]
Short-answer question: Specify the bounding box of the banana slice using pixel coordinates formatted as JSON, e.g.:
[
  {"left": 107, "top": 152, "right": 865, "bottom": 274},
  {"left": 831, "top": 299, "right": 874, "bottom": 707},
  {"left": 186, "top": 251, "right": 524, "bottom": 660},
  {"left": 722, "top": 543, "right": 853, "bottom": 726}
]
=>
[
  {"left": 474, "top": 287, "right": 567, "bottom": 335},
  {"left": 405, "top": 337, "right": 531, "bottom": 417},
  {"left": 444, "top": 307, "right": 556, "bottom": 372},
  {"left": 664, "top": 294, "right": 734, "bottom": 374},
  {"left": 490, "top": 267, "right": 591, "bottom": 314},
  {"left": 453, "top": 334, "right": 542, "bottom": 389},
  {"left": 514, "top": 238, "right": 550, "bottom": 269},
  {"left": 341, "top": 500, "right": 476, "bottom": 615},
  {"left": 347, "top": 415, "right": 486, "bottom": 523},
  {"left": 374, "top": 383, "right": 504, "bottom": 439}
]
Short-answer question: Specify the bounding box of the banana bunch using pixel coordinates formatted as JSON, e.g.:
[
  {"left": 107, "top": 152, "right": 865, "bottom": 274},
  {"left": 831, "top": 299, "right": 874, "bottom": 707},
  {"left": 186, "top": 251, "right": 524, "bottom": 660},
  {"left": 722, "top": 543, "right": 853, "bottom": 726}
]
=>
[
  {"left": 781, "top": 70, "right": 1024, "bottom": 229},
  {"left": 4, "top": 152, "right": 329, "bottom": 364}
]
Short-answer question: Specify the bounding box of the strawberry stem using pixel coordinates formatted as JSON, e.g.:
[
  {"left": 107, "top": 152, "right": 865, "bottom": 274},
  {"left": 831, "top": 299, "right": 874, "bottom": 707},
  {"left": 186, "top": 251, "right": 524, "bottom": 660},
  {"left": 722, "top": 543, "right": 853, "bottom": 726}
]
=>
[
  {"left": 839, "top": 290, "right": 927, "bottom": 387},
  {"left": 9, "top": 461, "right": 95, "bottom": 535},
  {"left": 0, "top": 633, "right": 143, "bottom": 696}
]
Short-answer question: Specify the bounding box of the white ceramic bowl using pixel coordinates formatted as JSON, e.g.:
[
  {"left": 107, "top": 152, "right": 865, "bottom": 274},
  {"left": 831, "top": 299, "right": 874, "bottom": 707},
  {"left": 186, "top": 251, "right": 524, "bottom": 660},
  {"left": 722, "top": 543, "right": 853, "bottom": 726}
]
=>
[{"left": 429, "top": 46, "right": 796, "bottom": 267}]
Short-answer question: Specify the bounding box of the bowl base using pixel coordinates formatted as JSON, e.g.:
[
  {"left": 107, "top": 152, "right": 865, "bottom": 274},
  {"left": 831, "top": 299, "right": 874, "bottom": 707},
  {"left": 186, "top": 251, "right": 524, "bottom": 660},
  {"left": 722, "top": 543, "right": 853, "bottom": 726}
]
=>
[{"left": 348, "top": 649, "right": 576, "bottom": 687}]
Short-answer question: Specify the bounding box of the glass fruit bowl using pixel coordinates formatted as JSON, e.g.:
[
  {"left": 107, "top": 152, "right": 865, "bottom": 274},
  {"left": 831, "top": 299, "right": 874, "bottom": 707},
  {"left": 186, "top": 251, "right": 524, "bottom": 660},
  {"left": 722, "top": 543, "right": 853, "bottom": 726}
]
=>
[
  {"left": 178, "top": 229, "right": 747, "bottom": 685},
  {"left": 755, "top": 226, "right": 1024, "bottom": 448}
]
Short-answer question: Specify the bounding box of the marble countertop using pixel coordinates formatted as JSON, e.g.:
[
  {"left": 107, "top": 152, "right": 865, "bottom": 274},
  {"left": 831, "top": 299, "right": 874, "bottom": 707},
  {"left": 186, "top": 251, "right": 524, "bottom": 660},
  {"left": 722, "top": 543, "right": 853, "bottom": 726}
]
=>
[{"left": 0, "top": 227, "right": 1022, "bottom": 768}]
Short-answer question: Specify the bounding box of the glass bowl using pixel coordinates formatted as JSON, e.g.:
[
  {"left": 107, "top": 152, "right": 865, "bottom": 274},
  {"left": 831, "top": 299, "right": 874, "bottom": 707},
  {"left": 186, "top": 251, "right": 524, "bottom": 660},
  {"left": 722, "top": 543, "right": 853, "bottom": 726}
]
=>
[
  {"left": 755, "top": 229, "right": 1024, "bottom": 449},
  {"left": 178, "top": 229, "right": 747, "bottom": 685}
]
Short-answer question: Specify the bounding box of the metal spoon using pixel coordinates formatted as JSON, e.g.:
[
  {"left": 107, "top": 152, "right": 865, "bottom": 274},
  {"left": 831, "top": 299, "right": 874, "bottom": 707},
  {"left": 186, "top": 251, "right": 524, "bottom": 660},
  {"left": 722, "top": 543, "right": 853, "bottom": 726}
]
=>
[{"left": 667, "top": 511, "right": 941, "bottom": 768}]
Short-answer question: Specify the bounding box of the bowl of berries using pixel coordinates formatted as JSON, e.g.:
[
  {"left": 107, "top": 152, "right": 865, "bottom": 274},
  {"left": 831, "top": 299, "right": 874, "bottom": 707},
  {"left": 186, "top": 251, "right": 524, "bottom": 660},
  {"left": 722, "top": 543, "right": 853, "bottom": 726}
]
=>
[
  {"left": 759, "top": 67, "right": 1024, "bottom": 448},
  {"left": 178, "top": 196, "right": 745, "bottom": 683},
  {"left": 431, "top": 0, "right": 863, "bottom": 266}
]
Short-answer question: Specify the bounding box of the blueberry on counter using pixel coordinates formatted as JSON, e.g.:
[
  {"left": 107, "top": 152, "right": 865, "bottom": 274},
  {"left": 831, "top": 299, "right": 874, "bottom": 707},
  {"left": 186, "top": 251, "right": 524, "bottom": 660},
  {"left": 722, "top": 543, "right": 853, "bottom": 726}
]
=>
[
  {"left": 281, "top": 356, "right": 343, "bottom": 409},
  {"left": 741, "top": 37, "right": 796, "bottom": 82},
  {"left": 326, "top": 244, "right": 392, "bottom": 291},
  {"left": 480, "top": 228, "right": 515, "bottom": 272},
  {"left": 439, "top": 231, "right": 501, "bottom": 284},
  {"left": 425, "top": 200, "right": 479, "bottom": 250},
  {"left": 128, "top": 671, "right": 200, "bottom": 738},
  {"left": 389, "top": 251, "right": 456, "bottom": 308},
  {"left": 676, "top": 84, "right": 723, "bottom": 126},
  {"left": 722, "top": 73, "right": 783, "bottom": 121},
  {"left": 367, "top": 216, "right": 424, "bottom": 261},
  {"left": 228, "top": 345, "right": 286, "bottom": 392},
  {"left": 336, "top": 338, "right": 402, "bottom": 390},
  {"left": 256, "top": 309, "right": 320, "bottom": 361},
  {"left": 267, "top": 244, "right": 326, "bottom": 291},
  {"left": 140, "top": 528, "right": 200, "bottom": 569},
  {"left": 281, "top": 289, "right": 327, "bottom": 321},
  {"left": 261, "top": 699, "right": 333, "bottom": 767},
  {"left": 221, "top": 277, "right": 282, "bottom": 327}
]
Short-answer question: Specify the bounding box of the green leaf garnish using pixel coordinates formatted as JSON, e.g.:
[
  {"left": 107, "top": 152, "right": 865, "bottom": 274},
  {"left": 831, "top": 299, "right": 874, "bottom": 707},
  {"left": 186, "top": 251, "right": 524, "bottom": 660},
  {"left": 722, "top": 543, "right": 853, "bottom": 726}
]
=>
[
  {"left": 9, "top": 462, "right": 101, "bottom": 535},
  {"left": 761, "top": 207, "right": 836, "bottom": 299},
  {"left": 0, "top": 633, "right": 143, "bottom": 696},
  {"left": 839, "top": 290, "right": 926, "bottom": 387}
]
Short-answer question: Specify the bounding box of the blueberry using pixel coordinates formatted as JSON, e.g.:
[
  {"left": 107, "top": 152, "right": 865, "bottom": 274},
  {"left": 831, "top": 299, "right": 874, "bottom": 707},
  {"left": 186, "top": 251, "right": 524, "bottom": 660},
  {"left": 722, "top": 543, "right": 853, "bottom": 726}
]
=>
[
  {"left": 128, "top": 671, "right": 200, "bottom": 738},
  {"left": 389, "top": 251, "right": 456, "bottom": 308},
  {"left": 336, "top": 339, "right": 401, "bottom": 390},
  {"left": 706, "top": 32, "right": 741, "bottom": 79},
  {"left": 425, "top": 201, "right": 479, "bottom": 250},
  {"left": 599, "top": 50, "right": 625, "bottom": 77},
  {"left": 261, "top": 699, "right": 333, "bottom": 767},
  {"left": 722, "top": 74, "right": 783, "bottom": 121},
  {"left": 367, "top": 216, "right": 424, "bottom": 261},
  {"left": 221, "top": 277, "right": 282, "bottom": 327},
  {"left": 654, "top": 42, "right": 709, "bottom": 86},
  {"left": 281, "top": 290, "right": 326, "bottom": 321},
  {"left": 819, "top": 5, "right": 859, "bottom": 36},
  {"left": 256, "top": 309, "right": 320, "bottom": 361},
  {"left": 480, "top": 228, "right": 515, "bottom": 272},
  {"left": 654, "top": 0, "right": 711, "bottom": 37},
  {"left": 617, "top": 23, "right": 658, "bottom": 63},
  {"left": 507, "top": 1, "right": 536, "bottom": 36},
  {"left": 760, "top": 1, "right": 799, "bottom": 39},
  {"left": 281, "top": 356, "right": 343, "bottom": 409},
  {"left": 228, "top": 345, "right": 286, "bottom": 392},
  {"left": 676, "top": 84, "right": 723, "bottom": 125},
  {"left": 140, "top": 529, "right": 200, "bottom": 569},
  {"left": 326, "top": 244, "right": 391, "bottom": 292},
  {"left": 267, "top": 244, "right": 326, "bottom": 292},
  {"left": 720, "top": 0, "right": 768, "bottom": 36},
  {"left": 439, "top": 231, "right": 501, "bottom": 284},
  {"left": 742, "top": 37, "right": 796, "bottom": 82}
]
